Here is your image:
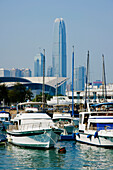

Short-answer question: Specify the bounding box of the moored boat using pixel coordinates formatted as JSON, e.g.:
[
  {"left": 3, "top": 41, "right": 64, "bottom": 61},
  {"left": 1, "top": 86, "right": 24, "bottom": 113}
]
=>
[
  {"left": 6, "top": 101, "right": 63, "bottom": 149},
  {"left": 52, "top": 112, "right": 75, "bottom": 140},
  {"left": 0, "top": 109, "right": 11, "bottom": 131},
  {"left": 76, "top": 102, "right": 113, "bottom": 148}
]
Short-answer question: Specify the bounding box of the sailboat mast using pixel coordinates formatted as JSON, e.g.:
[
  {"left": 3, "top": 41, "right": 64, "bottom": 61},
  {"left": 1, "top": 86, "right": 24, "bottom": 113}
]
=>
[
  {"left": 85, "top": 51, "right": 89, "bottom": 110},
  {"left": 42, "top": 49, "right": 45, "bottom": 111},
  {"left": 102, "top": 54, "right": 107, "bottom": 101},
  {"left": 72, "top": 46, "right": 74, "bottom": 116}
]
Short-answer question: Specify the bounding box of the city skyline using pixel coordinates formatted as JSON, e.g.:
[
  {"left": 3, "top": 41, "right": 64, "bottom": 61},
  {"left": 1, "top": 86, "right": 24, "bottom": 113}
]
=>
[{"left": 0, "top": 0, "right": 113, "bottom": 84}]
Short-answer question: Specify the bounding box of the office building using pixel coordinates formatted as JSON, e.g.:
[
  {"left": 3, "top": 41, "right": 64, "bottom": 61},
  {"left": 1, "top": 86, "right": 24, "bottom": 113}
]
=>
[
  {"left": 10, "top": 68, "right": 21, "bottom": 77},
  {"left": 47, "top": 66, "right": 53, "bottom": 77},
  {"left": 34, "top": 53, "right": 45, "bottom": 77},
  {"left": 74, "top": 66, "right": 86, "bottom": 91},
  {"left": 0, "top": 68, "right": 10, "bottom": 77}
]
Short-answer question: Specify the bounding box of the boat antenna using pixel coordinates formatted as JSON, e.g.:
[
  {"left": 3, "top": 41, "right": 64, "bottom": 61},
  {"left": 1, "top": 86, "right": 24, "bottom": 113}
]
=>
[
  {"left": 102, "top": 54, "right": 107, "bottom": 101},
  {"left": 42, "top": 49, "right": 45, "bottom": 111},
  {"left": 72, "top": 46, "right": 74, "bottom": 117},
  {"left": 85, "top": 51, "right": 89, "bottom": 110}
]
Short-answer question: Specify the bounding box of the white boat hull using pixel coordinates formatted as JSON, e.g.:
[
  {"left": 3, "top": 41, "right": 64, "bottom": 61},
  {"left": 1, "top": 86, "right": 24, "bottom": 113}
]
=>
[
  {"left": 76, "top": 132, "right": 113, "bottom": 148},
  {"left": 7, "top": 129, "right": 59, "bottom": 148}
]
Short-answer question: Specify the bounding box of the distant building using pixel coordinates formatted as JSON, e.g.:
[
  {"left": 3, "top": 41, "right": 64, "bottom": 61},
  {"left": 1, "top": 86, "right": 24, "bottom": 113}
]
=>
[
  {"left": 0, "top": 68, "right": 10, "bottom": 77},
  {"left": 74, "top": 66, "right": 86, "bottom": 91},
  {"left": 47, "top": 66, "right": 53, "bottom": 77},
  {"left": 93, "top": 80, "right": 102, "bottom": 88},
  {"left": 10, "top": 68, "right": 21, "bottom": 77},
  {"left": 21, "top": 68, "right": 32, "bottom": 77},
  {"left": 66, "top": 83, "right": 113, "bottom": 104},
  {"left": 34, "top": 53, "right": 45, "bottom": 77}
]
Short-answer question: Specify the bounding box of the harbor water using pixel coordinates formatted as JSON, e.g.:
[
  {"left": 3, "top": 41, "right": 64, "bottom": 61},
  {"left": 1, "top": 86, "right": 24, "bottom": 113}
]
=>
[{"left": 0, "top": 141, "right": 113, "bottom": 169}]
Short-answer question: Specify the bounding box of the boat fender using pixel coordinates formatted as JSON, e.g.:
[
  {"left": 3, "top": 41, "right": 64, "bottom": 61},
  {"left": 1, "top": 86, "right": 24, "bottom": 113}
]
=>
[
  {"left": 58, "top": 147, "right": 66, "bottom": 154},
  {"left": 94, "top": 131, "right": 98, "bottom": 138},
  {"left": 76, "top": 132, "right": 80, "bottom": 138},
  {"left": 87, "top": 134, "right": 92, "bottom": 140}
]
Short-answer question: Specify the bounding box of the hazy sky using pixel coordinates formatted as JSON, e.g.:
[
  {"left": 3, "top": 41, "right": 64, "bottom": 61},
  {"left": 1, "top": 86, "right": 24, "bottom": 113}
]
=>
[{"left": 0, "top": 0, "right": 113, "bottom": 83}]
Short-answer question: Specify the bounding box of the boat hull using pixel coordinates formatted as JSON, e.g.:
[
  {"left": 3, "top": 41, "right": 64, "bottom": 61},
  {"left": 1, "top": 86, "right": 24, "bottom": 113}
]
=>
[
  {"left": 7, "top": 129, "right": 59, "bottom": 149},
  {"left": 76, "top": 132, "right": 113, "bottom": 148}
]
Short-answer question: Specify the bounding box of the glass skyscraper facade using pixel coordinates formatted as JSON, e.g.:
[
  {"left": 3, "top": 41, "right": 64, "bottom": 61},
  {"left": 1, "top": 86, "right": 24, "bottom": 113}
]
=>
[
  {"left": 34, "top": 53, "right": 45, "bottom": 77},
  {"left": 74, "top": 66, "right": 86, "bottom": 91},
  {"left": 52, "top": 18, "right": 67, "bottom": 94},
  {"left": 52, "top": 18, "right": 67, "bottom": 77}
]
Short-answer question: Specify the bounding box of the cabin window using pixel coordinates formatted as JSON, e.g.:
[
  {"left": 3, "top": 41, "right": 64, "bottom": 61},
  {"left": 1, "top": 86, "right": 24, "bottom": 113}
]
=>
[
  {"left": 83, "top": 114, "right": 89, "bottom": 124},
  {"left": 19, "top": 120, "right": 21, "bottom": 125},
  {"left": 79, "top": 114, "right": 82, "bottom": 124},
  {"left": 89, "top": 123, "right": 97, "bottom": 130}
]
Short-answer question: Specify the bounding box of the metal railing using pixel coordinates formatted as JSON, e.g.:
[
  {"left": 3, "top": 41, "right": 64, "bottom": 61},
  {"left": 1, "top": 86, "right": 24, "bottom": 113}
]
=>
[{"left": 8, "top": 122, "right": 53, "bottom": 131}]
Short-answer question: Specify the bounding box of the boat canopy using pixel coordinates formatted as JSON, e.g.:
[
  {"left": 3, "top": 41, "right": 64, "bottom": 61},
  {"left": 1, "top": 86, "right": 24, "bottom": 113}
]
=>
[
  {"left": 91, "top": 102, "right": 113, "bottom": 108},
  {"left": 18, "top": 101, "right": 43, "bottom": 106}
]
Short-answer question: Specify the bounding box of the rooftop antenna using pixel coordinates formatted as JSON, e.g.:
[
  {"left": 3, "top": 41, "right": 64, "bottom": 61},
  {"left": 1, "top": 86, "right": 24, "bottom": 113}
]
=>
[
  {"left": 42, "top": 49, "right": 45, "bottom": 111},
  {"left": 72, "top": 46, "right": 74, "bottom": 117}
]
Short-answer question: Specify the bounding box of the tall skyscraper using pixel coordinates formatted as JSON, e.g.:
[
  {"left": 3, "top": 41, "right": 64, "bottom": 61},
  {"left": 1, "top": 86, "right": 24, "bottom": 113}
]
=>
[
  {"left": 34, "top": 53, "right": 45, "bottom": 77},
  {"left": 52, "top": 18, "right": 67, "bottom": 95},
  {"left": 52, "top": 18, "right": 67, "bottom": 77},
  {"left": 74, "top": 66, "right": 86, "bottom": 91}
]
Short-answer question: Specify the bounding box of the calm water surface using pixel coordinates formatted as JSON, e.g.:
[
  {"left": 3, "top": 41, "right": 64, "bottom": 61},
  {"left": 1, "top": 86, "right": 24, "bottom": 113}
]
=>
[{"left": 0, "top": 141, "right": 113, "bottom": 169}]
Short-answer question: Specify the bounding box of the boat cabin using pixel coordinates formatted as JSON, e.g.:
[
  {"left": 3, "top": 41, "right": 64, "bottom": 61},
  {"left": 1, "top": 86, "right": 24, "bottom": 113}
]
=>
[{"left": 79, "top": 102, "right": 113, "bottom": 132}]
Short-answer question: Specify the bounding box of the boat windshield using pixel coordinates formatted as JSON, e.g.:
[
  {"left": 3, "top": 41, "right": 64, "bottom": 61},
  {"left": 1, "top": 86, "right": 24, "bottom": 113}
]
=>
[{"left": 53, "top": 119, "right": 71, "bottom": 123}]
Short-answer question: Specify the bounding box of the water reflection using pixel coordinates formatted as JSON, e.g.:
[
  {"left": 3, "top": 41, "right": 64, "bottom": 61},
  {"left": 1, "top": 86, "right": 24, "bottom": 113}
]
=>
[
  {"left": 6, "top": 143, "right": 67, "bottom": 169},
  {"left": 0, "top": 142, "right": 113, "bottom": 169},
  {"left": 76, "top": 143, "right": 113, "bottom": 169}
]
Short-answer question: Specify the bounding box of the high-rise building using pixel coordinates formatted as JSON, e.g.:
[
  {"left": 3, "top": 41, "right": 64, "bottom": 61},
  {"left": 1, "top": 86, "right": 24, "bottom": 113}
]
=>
[
  {"left": 52, "top": 18, "right": 67, "bottom": 77},
  {"left": 21, "top": 68, "right": 32, "bottom": 77},
  {"left": 10, "top": 68, "right": 21, "bottom": 77},
  {"left": 74, "top": 66, "right": 86, "bottom": 91},
  {"left": 47, "top": 66, "right": 53, "bottom": 77},
  {"left": 52, "top": 18, "right": 67, "bottom": 95},
  {"left": 34, "top": 53, "right": 45, "bottom": 77},
  {"left": 0, "top": 68, "right": 10, "bottom": 77}
]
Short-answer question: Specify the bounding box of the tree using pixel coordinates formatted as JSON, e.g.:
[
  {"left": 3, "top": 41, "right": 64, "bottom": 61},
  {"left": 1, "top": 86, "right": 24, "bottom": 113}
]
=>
[
  {"left": 33, "top": 92, "right": 52, "bottom": 103},
  {"left": 25, "top": 88, "right": 34, "bottom": 101},
  {"left": 8, "top": 83, "right": 33, "bottom": 104},
  {"left": 0, "top": 84, "right": 9, "bottom": 105}
]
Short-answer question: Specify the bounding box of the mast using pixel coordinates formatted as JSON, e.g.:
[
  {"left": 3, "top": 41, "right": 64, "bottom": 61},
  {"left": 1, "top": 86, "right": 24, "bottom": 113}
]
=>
[
  {"left": 85, "top": 51, "right": 89, "bottom": 110},
  {"left": 72, "top": 46, "right": 74, "bottom": 116},
  {"left": 102, "top": 54, "right": 107, "bottom": 101},
  {"left": 42, "top": 49, "right": 45, "bottom": 111}
]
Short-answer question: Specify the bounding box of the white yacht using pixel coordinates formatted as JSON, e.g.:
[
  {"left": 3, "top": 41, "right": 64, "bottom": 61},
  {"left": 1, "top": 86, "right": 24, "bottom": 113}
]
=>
[
  {"left": 47, "top": 96, "right": 71, "bottom": 105},
  {"left": 76, "top": 102, "right": 113, "bottom": 148},
  {"left": 52, "top": 113, "right": 74, "bottom": 135},
  {"left": 7, "top": 102, "right": 63, "bottom": 149}
]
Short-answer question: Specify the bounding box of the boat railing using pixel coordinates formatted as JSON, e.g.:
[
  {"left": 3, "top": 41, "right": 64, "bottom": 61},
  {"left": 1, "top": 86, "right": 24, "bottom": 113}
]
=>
[
  {"left": 8, "top": 122, "right": 53, "bottom": 131},
  {"left": 8, "top": 124, "right": 18, "bottom": 131}
]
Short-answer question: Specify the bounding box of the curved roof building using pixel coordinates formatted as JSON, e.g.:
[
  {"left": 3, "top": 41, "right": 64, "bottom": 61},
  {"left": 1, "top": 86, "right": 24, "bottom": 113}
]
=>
[{"left": 0, "top": 77, "right": 68, "bottom": 96}]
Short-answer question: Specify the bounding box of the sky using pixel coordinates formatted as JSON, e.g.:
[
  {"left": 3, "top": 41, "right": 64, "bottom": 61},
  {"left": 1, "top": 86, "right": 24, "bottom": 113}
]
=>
[{"left": 0, "top": 0, "right": 113, "bottom": 84}]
